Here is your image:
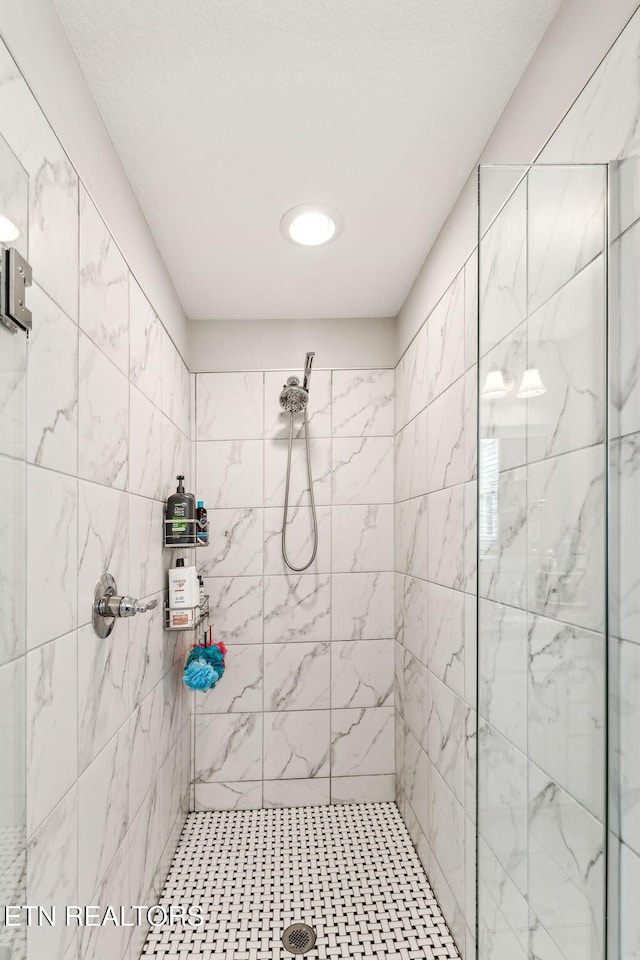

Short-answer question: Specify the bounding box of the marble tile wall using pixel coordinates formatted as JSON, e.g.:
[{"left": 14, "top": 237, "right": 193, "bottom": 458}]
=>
[
  {"left": 394, "top": 256, "right": 478, "bottom": 959},
  {"left": 394, "top": 8, "right": 640, "bottom": 960},
  {"left": 0, "top": 34, "right": 191, "bottom": 960},
  {"left": 192, "top": 367, "right": 396, "bottom": 810}
]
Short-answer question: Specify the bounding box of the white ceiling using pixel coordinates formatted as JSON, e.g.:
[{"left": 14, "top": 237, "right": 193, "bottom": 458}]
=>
[{"left": 52, "top": 0, "right": 561, "bottom": 321}]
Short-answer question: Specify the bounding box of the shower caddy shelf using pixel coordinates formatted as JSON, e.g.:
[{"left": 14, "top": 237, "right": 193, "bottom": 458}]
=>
[
  {"left": 162, "top": 516, "right": 209, "bottom": 548},
  {"left": 164, "top": 594, "right": 209, "bottom": 632}
]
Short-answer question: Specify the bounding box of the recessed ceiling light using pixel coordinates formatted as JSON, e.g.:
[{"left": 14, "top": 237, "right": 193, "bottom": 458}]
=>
[
  {"left": 280, "top": 204, "right": 344, "bottom": 247},
  {"left": 0, "top": 214, "right": 19, "bottom": 243}
]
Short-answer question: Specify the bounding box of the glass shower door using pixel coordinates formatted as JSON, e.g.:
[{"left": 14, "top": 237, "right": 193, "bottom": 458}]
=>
[{"left": 477, "top": 163, "right": 608, "bottom": 960}]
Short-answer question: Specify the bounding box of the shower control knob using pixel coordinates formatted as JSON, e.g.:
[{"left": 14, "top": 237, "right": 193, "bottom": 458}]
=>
[{"left": 92, "top": 573, "right": 158, "bottom": 638}]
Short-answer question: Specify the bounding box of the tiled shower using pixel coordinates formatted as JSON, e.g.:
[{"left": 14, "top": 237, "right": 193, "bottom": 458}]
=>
[{"left": 2, "top": 3, "right": 640, "bottom": 960}]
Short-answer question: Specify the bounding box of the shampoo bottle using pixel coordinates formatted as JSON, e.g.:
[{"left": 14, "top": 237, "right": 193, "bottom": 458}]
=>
[{"left": 166, "top": 476, "right": 196, "bottom": 545}]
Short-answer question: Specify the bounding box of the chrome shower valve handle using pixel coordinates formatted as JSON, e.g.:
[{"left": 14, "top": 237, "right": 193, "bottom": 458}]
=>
[{"left": 92, "top": 573, "right": 158, "bottom": 638}]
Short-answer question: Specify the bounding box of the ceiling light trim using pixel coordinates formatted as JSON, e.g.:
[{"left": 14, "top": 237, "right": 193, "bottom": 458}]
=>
[{"left": 280, "top": 203, "right": 344, "bottom": 247}]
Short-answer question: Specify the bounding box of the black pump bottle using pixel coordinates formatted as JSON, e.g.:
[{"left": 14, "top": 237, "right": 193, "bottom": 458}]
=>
[{"left": 166, "top": 475, "right": 196, "bottom": 545}]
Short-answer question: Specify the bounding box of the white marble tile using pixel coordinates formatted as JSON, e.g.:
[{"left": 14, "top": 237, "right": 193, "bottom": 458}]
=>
[
  {"left": 479, "top": 179, "right": 527, "bottom": 358},
  {"left": 404, "top": 323, "right": 429, "bottom": 426},
  {"left": 478, "top": 720, "right": 528, "bottom": 895},
  {"left": 611, "top": 221, "right": 640, "bottom": 440},
  {"left": 129, "top": 277, "right": 162, "bottom": 407},
  {"left": 527, "top": 165, "right": 605, "bottom": 315},
  {"left": 427, "top": 270, "right": 465, "bottom": 402},
  {"left": 161, "top": 330, "right": 190, "bottom": 437},
  {"left": 332, "top": 572, "right": 394, "bottom": 640},
  {"left": 0, "top": 131, "right": 28, "bottom": 260},
  {"left": 26, "top": 283, "right": 78, "bottom": 474},
  {"left": 264, "top": 436, "right": 332, "bottom": 507},
  {"left": 426, "top": 583, "right": 465, "bottom": 697},
  {"left": 196, "top": 372, "right": 263, "bottom": 440},
  {"left": 264, "top": 503, "right": 331, "bottom": 575},
  {"left": 620, "top": 843, "right": 640, "bottom": 960},
  {"left": 617, "top": 639, "right": 640, "bottom": 857},
  {"left": 464, "top": 251, "right": 478, "bottom": 373},
  {"left": 427, "top": 376, "right": 465, "bottom": 492},
  {"left": 395, "top": 495, "right": 429, "bottom": 579},
  {"left": 610, "top": 156, "right": 640, "bottom": 241},
  {"left": 77, "top": 480, "right": 129, "bottom": 627},
  {"left": 264, "top": 370, "right": 332, "bottom": 439},
  {"left": 427, "top": 484, "right": 465, "bottom": 589},
  {"left": 26, "top": 633, "right": 76, "bottom": 834},
  {"left": 403, "top": 652, "right": 430, "bottom": 749},
  {"left": 195, "top": 644, "right": 263, "bottom": 714},
  {"left": 264, "top": 641, "right": 330, "bottom": 711},
  {"left": 196, "top": 439, "right": 263, "bottom": 509},
  {"left": 0, "top": 311, "right": 27, "bottom": 461},
  {"left": 263, "top": 778, "right": 331, "bottom": 807},
  {"left": 529, "top": 614, "right": 604, "bottom": 821},
  {"left": 399, "top": 574, "right": 429, "bottom": 663},
  {"left": 26, "top": 785, "right": 78, "bottom": 960},
  {"left": 264, "top": 710, "right": 330, "bottom": 779},
  {"left": 541, "top": 9, "right": 640, "bottom": 164},
  {"left": 77, "top": 621, "right": 130, "bottom": 773},
  {"left": 77, "top": 724, "right": 129, "bottom": 902},
  {"left": 129, "top": 387, "right": 163, "bottom": 500},
  {"left": 330, "top": 706, "right": 394, "bottom": 777},
  {"left": 331, "top": 369, "right": 394, "bottom": 437},
  {"left": 528, "top": 765, "right": 604, "bottom": 960},
  {"left": 263, "top": 574, "right": 331, "bottom": 643},
  {"left": 0, "top": 455, "right": 26, "bottom": 667},
  {"left": 194, "top": 781, "right": 262, "bottom": 811},
  {"left": 128, "top": 688, "right": 161, "bottom": 823},
  {"left": 332, "top": 437, "right": 393, "bottom": 504},
  {"left": 394, "top": 351, "right": 409, "bottom": 435},
  {"left": 161, "top": 414, "right": 191, "bottom": 496},
  {"left": 128, "top": 599, "right": 165, "bottom": 707},
  {"left": 527, "top": 257, "right": 605, "bottom": 462},
  {"left": 462, "top": 480, "right": 477, "bottom": 595},
  {"left": 477, "top": 837, "right": 529, "bottom": 960},
  {"left": 331, "top": 639, "right": 394, "bottom": 709},
  {"left": 428, "top": 677, "right": 467, "bottom": 806},
  {"left": 23, "top": 109, "right": 79, "bottom": 322},
  {"left": 331, "top": 775, "right": 395, "bottom": 804},
  {"left": 200, "top": 507, "right": 263, "bottom": 576},
  {"left": 527, "top": 445, "right": 605, "bottom": 631},
  {"left": 428, "top": 764, "right": 466, "bottom": 912},
  {"left": 331, "top": 504, "right": 393, "bottom": 573},
  {"left": 478, "top": 464, "right": 527, "bottom": 608},
  {"left": 128, "top": 784, "right": 161, "bottom": 907},
  {"left": 79, "top": 186, "right": 129, "bottom": 373},
  {"left": 478, "top": 600, "right": 527, "bottom": 751},
  {"left": 464, "top": 593, "right": 477, "bottom": 712},
  {"left": 403, "top": 727, "right": 430, "bottom": 838},
  {"left": 26, "top": 464, "right": 77, "bottom": 648},
  {"left": 479, "top": 320, "right": 527, "bottom": 473},
  {"left": 204, "top": 576, "right": 263, "bottom": 644},
  {"left": 78, "top": 332, "right": 129, "bottom": 489},
  {"left": 395, "top": 408, "right": 428, "bottom": 502},
  {"left": 80, "top": 821, "right": 132, "bottom": 960},
  {"left": 463, "top": 368, "right": 477, "bottom": 484},
  {"left": 195, "top": 713, "right": 262, "bottom": 783}
]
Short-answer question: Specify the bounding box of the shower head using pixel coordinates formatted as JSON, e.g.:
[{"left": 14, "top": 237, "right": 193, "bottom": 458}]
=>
[
  {"left": 279, "top": 376, "right": 309, "bottom": 414},
  {"left": 303, "top": 351, "right": 315, "bottom": 391}
]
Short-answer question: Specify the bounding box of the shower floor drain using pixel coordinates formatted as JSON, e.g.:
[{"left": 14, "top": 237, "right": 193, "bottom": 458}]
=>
[{"left": 282, "top": 923, "right": 317, "bottom": 955}]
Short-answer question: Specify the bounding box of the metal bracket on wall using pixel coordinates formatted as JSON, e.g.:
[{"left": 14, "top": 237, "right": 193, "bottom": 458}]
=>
[{"left": 0, "top": 245, "right": 32, "bottom": 335}]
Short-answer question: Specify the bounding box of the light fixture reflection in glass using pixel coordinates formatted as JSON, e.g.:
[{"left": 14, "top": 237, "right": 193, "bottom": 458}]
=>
[
  {"left": 0, "top": 213, "right": 19, "bottom": 243},
  {"left": 481, "top": 368, "right": 511, "bottom": 400},
  {"left": 517, "top": 367, "right": 546, "bottom": 398}
]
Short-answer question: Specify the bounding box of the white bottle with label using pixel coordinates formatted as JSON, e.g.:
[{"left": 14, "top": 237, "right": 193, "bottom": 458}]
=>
[{"left": 168, "top": 558, "right": 200, "bottom": 628}]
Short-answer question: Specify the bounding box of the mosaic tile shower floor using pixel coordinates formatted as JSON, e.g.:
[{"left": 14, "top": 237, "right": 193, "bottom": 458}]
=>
[{"left": 142, "top": 801, "right": 459, "bottom": 960}]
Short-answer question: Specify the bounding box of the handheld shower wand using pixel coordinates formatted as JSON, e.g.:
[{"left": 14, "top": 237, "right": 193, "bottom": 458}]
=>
[{"left": 279, "top": 352, "right": 318, "bottom": 572}]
